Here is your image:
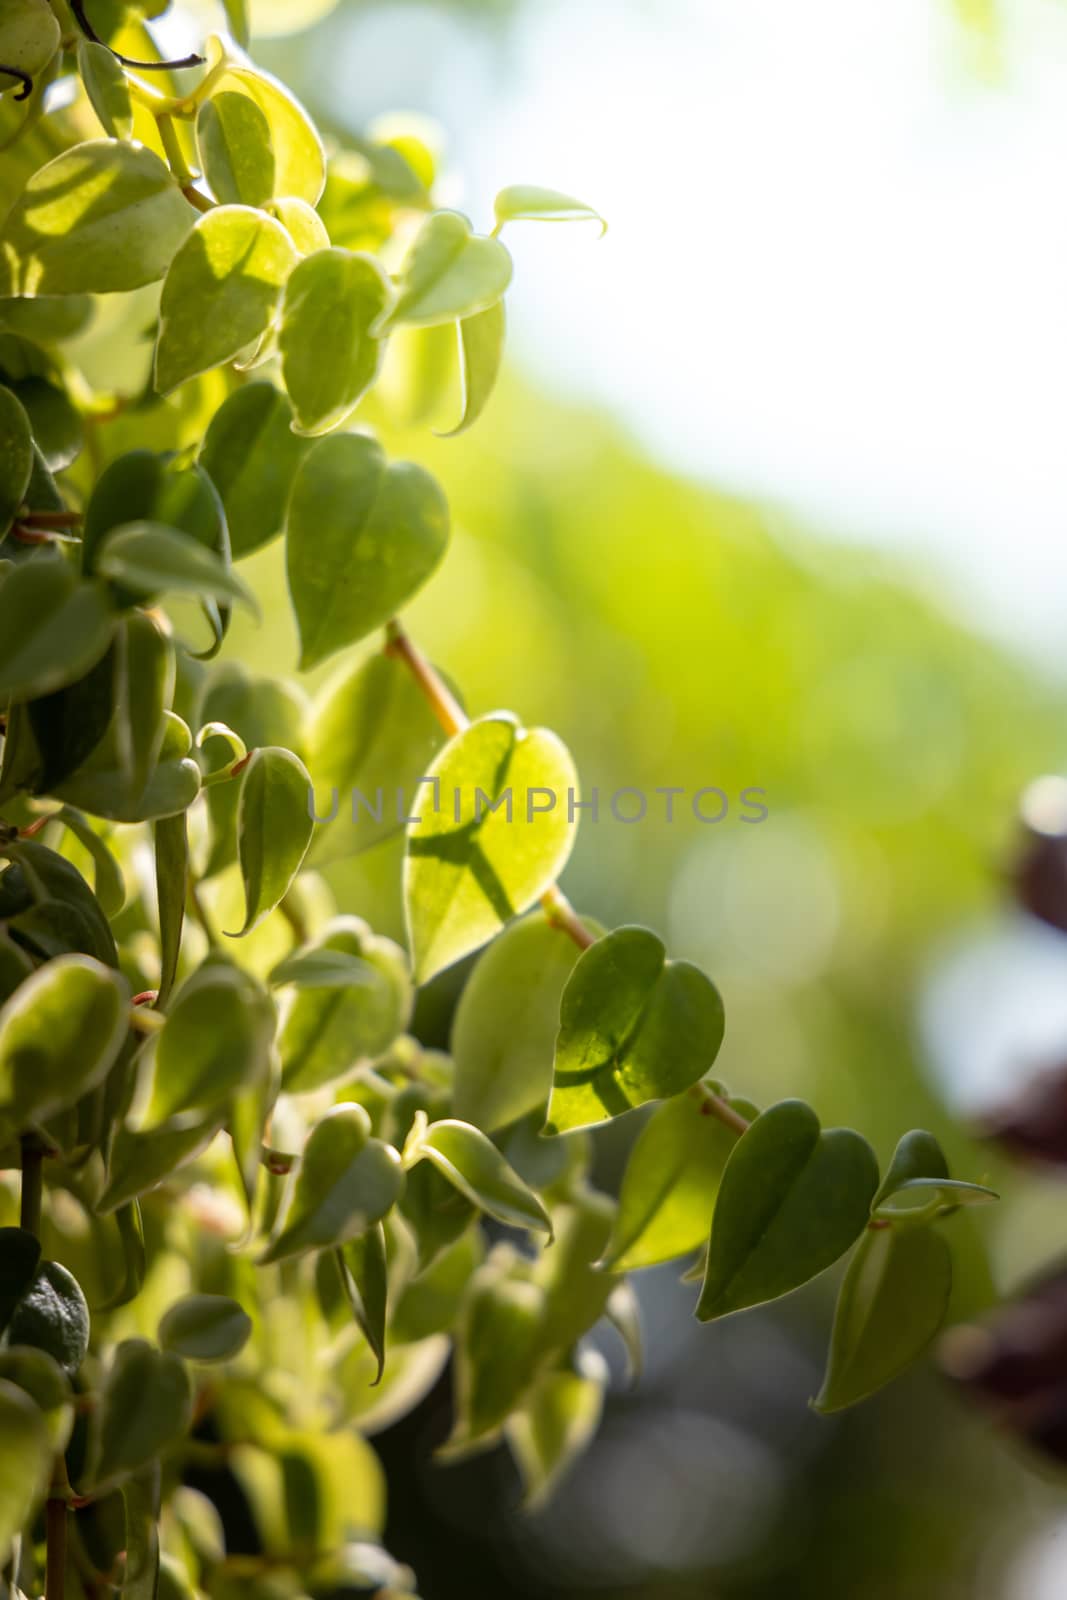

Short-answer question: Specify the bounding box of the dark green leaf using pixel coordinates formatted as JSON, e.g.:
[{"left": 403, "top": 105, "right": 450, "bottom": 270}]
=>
[
  {"left": 0, "top": 559, "right": 114, "bottom": 704},
  {"left": 92, "top": 1338, "right": 193, "bottom": 1483},
  {"left": 0, "top": 383, "right": 32, "bottom": 534},
  {"left": 198, "top": 382, "right": 308, "bottom": 559},
  {"left": 696, "top": 1100, "right": 879, "bottom": 1322},
  {"left": 96, "top": 522, "right": 257, "bottom": 616},
  {"left": 0, "top": 1226, "right": 40, "bottom": 1337},
  {"left": 6, "top": 1260, "right": 90, "bottom": 1375}
]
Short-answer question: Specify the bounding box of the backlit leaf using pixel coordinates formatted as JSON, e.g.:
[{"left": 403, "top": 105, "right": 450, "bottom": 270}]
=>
[
  {"left": 261, "top": 1103, "right": 404, "bottom": 1263},
  {"left": 386, "top": 210, "right": 511, "bottom": 329},
  {"left": 0, "top": 953, "right": 129, "bottom": 1126},
  {"left": 76, "top": 40, "right": 133, "bottom": 140},
  {"left": 197, "top": 91, "right": 274, "bottom": 206},
  {"left": 279, "top": 916, "right": 411, "bottom": 1093},
  {"left": 493, "top": 185, "right": 606, "bottom": 235},
  {"left": 279, "top": 248, "right": 392, "bottom": 435},
  {"left": 411, "top": 1119, "right": 552, "bottom": 1236},
  {"left": 141, "top": 962, "right": 274, "bottom": 1128},
  {"left": 230, "top": 745, "right": 314, "bottom": 935},
  {"left": 439, "top": 299, "right": 505, "bottom": 437}
]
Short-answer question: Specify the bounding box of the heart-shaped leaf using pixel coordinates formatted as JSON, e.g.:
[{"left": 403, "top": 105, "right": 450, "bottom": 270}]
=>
[
  {"left": 0, "top": 141, "right": 193, "bottom": 296},
  {"left": 404, "top": 713, "right": 579, "bottom": 984},
  {"left": 154, "top": 206, "right": 298, "bottom": 395},
  {"left": 261, "top": 1103, "right": 404, "bottom": 1263},
  {"left": 438, "top": 300, "right": 505, "bottom": 437},
  {"left": 0, "top": 953, "right": 129, "bottom": 1126},
  {"left": 158, "top": 1294, "right": 252, "bottom": 1363},
  {"left": 493, "top": 185, "right": 606, "bottom": 235},
  {"left": 813, "top": 1223, "right": 953, "bottom": 1413},
  {"left": 385, "top": 210, "right": 512, "bottom": 329},
  {"left": 279, "top": 916, "right": 411, "bottom": 1093},
  {"left": 208, "top": 65, "right": 325, "bottom": 205},
  {"left": 545, "top": 926, "right": 724, "bottom": 1135},
  {"left": 696, "top": 1100, "right": 879, "bottom": 1322},
  {"left": 141, "top": 963, "right": 274, "bottom": 1129},
  {"left": 452, "top": 911, "right": 597, "bottom": 1133},
  {"left": 409, "top": 1118, "right": 552, "bottom": 1236},
  {"left": 230, "top": 746, "right": 314, "bottom": 935},
  {"left": 196, "top": 91, "right": 275, "bottom": 207},
  {"left": 0, "top": 384, "right": 32, "bottom": 534},
  {"left": 600, "top": 1087, "right": 752, "bottom": 1272},
  {"left": 198, "top": 383, "right": 308, "bottom": 559},
  {"left": 286, "top": 432, "right": 449, "bottom": 670},
  {"left": 92, "top": 1338, "right": 193, "bottom": 1484},
  {"left": 279, "top": 248, "right": 392, "bottom": 435}
]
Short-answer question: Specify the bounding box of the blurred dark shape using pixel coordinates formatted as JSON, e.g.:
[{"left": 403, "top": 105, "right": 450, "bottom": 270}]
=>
[
  {"left": 986, "top": 1062, "right": 1067, "bottom": 1168},
  {"left": 1012, "top": 776, "right": 1067, "bottom": 934},
  {"left": 942, "top": 1263, "right": 1067, "bottom": 1465}
]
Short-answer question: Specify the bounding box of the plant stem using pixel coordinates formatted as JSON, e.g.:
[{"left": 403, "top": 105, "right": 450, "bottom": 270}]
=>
[
  {"left": 45, "top": 1489, "right": 66, "bottom": 1600},
  {"left": 383, "top": 619, "right": 593, "bottom": 951},
  {"left": 20, "top": 1134, "right": 43, "bottom": 1235},
  {"left": 691, "top": 1080, "right": 751, "bottom": 1136}
]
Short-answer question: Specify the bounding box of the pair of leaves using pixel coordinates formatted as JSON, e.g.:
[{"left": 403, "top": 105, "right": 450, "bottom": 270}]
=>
[
  {"left": 261, "top": 1103, "right": 404, "bottom": 1263},
  {"left": 286, "top": 432, "right": 449, "bottom": 670},
  {"left": 814, "top": 1129, "right": 996, "bottom": 1412},
  {"left": 404, "top": 712, "right": 579, "bottom": 983},
  {"left": 544, "top": 925, "right": 725, "bottom": 1135}
]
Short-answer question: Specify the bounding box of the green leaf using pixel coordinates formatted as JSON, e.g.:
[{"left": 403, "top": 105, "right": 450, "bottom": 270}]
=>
[
  {"left": 120, "top": 1470, "right": 161, "bottom": 1600},
  {"left": 385, "top": 210, "right": 512, "bottom": 329},
  {"left": 268, "top": 196, "right": 329, "bottom": 255},
  {"left": 448, "top": 1263, "right": 545, "bottom": 1450},
  {"left": 5, "top": 1260, "right": 90, "bottom": 1375},
  {"left": 390, "top": 1228, "right": 483, "bottom": 1345},
  {"left": 95, "top": 1200, "right": 146, "bottom": 1313},
  {"left": 211, "top": 65, "right": 325, "bottom": 206},
  {"left": 1, "top": 838, "right": 117, "bottom": 966},
  {"left": 0, "top": 1377, "right": 51, "bottom": 1565},
  {"left": 0, "top": 560, "right": 115, "bottom": 704},
  {"left": 158, "top": 1294, "right": 252, "bottom": 1363},
  {"left": 154, "top": 206, "right": 298, "bottom": 395},
  {"left": 411, "top": 1118, "right": 552, "bottom": 1236},
  {"left": 0, "top": 295, "right": 92, "bottom": 342},
  {"left": 154, "top": 812, "right": 186, "bottom": 1007},
  {"left": 260, "top": 1103, "right": 404, "bottom": 1263},
  {"left": 0, "top": 140, "right": 193, "bottom": 296},
  {"left": 197, "top": 91, "right": 275, "bottom": 207},
  {"left": 493, "top": 185, "right": 606, "bottom": 235},
  {"left": 52, "top": 807, "right": 126, "bottom": 917},
  {"left": 0, "top": 0, "right": 59, "bottom": 86},
  {"left": 870, "top": 1128, "right": 999, "bottom": 1220},
  {"left": 0, "top": 1226, "right": 41, "bottom": 1337},
  {"left": 0, "top": 1347, "right": 72, "bottom": 1450},
  {"left": 530, "top": 1188, "right": 617, "bottom": 1358},
  {"left": 404, "top": 713, "right": 579, "bottom": 984},
  {"left": 813, "top": 1224, "right": 953, "bottom": 1413},
  {"left": 0, "top": 383, "right": 32, "bottom": 534},
  {"left": 198, "top": 382, "right": 308, "bottom": 559},
  {"left": 696, "top": 1100, "right": 879, "bottom": 1322},
  {"left": 279, "top": 248, "right": 392, "bottom": 435},
  {"left": 505, "top": 1361, "right": 605, "bottom": 1510},
  {"left": 142, "top": 963, "right": 274, "bottom": 1129},
  {"left": 83, "top": 451, "right": 225, "bottom": 581},
  {"left": 286, "top": 432, "right": 449, "bottom": 670},
  {"left": 600, "top": 1089, "right": 749, "bottom": 1271},
  {"left": 338, "top": 1224, "right": 388, "bottom": 1384},
  {"left": 221, "top": 0, "right": 249, "bottom": 46},
  {"left": 452, "top": 911, "right": 596, "bottom": 1133},
  {"left": 268, "top": 947, "right": 378, "bottom": 990},
  {"left": 96, "top": 522, "right": 258, "bottom": 615},
  {"left": 92, "top": 1339, "right": 193, "bottom": 1484},
  {"left": 439, "top": 300, "right": 505, "bottom": 437},
  {"left": 76, "top": 39, "right": 133, "bottom": 140},
  {"left": 98, "top": 1117, "right": 222, "bottom": 1213},
  {"left": 0, "top": 953, "right": 129, "bottom": 1126},
  {"left": 307, "top": 650, "right": 448, "bottom": 863},
  {"left": 279, "top": 916, "right": 412, "bottom": 1093},
  {"left": 545, "top": 927, "right": 725, "bottom": 1135},
  {"left": 7, "top": 374, "right": 83, "bottom": 472},
  {"left": 230, "top": 746, "right": 314, "bottom": 935}
]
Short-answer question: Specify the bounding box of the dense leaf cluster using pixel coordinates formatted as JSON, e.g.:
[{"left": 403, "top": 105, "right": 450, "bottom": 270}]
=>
[{"left": 0, "top": 3, "right": 998, "bottom": 1597}]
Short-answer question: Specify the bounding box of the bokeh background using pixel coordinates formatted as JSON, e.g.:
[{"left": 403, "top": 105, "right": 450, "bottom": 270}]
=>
[{"left": 159, "top": 0, "right": 1067, "bottom": 1592}]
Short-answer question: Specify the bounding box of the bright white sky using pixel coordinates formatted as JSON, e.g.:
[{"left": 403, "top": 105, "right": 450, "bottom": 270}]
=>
[{"left": 318, "top": 0, "right": 1067, "bottom": 672}]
